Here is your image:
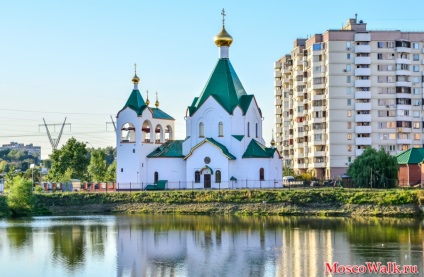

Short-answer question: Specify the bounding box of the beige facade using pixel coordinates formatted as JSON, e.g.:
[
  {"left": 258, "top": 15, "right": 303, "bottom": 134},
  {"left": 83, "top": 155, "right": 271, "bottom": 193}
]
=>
[{"left": 275, "top": 18, "right": 424, "bottom": 179}]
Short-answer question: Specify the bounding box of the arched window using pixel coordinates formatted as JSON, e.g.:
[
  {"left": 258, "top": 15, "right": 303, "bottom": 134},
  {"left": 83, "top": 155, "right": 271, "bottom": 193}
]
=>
[
  {"left": 215, "top": 170, "right": 221, "bottom": 183},
  {"left": 259, "top": 168, "right": 264, "bottom": 181},
  {"left": 121, "top": 123, "right": 136, "bottom": 143},
  {"left": 195, "top": 171, "right": 200, "bottom": 183},
  {"left": 142, "top": 120, "right": 152, "bottom": 143},
  {"left": 218, "top": 122, "right": 224, "bottom": 137},
  {"left": 155, "top": 124, "right": 163, "bottom": 143},
  {"left": 165, "top": 125, "right": 173, "bottom": 141},
  {"left": 199, "top": 122, "right": 204, "bottom": 138},
  {"left": 255, "top": 123, "right": 258, "bottom": 138},
  {"left": 154, "top": 172, "right": 159, "bottom": 184},
  {"left": 247, "top": 122, "right": 250, "bottom": 137}
]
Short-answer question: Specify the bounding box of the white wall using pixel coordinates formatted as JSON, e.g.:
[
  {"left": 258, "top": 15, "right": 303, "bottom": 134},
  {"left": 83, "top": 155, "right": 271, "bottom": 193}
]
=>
[{"left": 146, "top": 158, "right": 186, "bottom": 189}]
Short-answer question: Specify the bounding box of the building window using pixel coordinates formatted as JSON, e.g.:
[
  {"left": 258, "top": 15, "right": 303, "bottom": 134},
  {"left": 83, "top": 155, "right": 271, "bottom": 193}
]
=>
[
  {"left": 199, "top": 122, "right": 204, "bottom": 137},
  {"left": 195, "top": 171, "right": 200, "bottom": 183},
  {"left": 348, "top": 145, "right": 352, "bottom": 152},
  {"left": 346, "top": 42, "right": 351, "bottom": 50},
  {"left": 255, "top": 123, "right": 258, "bottom": 138},
  {"left": 346, "top": 64, "right": 351, "bottom": 72},
  {"left": 347, "top": 111, "right": 351, "bottom": 117},
  {"left": 347, "top": 76, "right": 351, "bottom": 83},
  {"left": 347, "top": 122, "right": 352, "bottom": 129},
  {"left": 348, "top": 157, "right": 352, "bottom": 163},
  {"left": 154, "top": 172, "right": 159, "bottom": 184},
  {"left": 215, "top": 170, "right": 221, "bottom": 183},
  {"left": 259, "top": 168, "right": 264, "bottom": 181},
  {"left": 413, "top": 54, "right": 419, "bottom": 61},
  {"left": 218, "top": 122, "right": 223, "bottom": 137},
  {"left": 347, "top": 53, "right": 351, "bottom": 59},
  {"left": 377, "top": 42, "right": 383, "bottom": 48},
  {"left": 377, "top": 53, "right": 383, "bottom": 60},
  {"left": 121, "top": 168, "right": 123, "bottom": 172},
  {"left": 347, "top": 87, "right": 351, "bottom": 95},
  {"left": 413, "top": 122, "right": 420, "bottom": 129},
  {"left": 247, "top": 122, "right": 250, "bottom": 137},
  {"left": 313, "top": 43, "right": 322, "bottom": 51},
  {"left": 347, "top": 133, "right": 352, "bottom": 140},
  {"left": 413, "top": 65, "right": 419, "bottom": 72},
  {"left": 412, "top": 42, "right": 420, "bottom": 49},
  {"left": 347, "top": 99, "right": 351, "bottom": 106},
  {"left": 413, "top": 88, "right": 420, "bottom": 95}
]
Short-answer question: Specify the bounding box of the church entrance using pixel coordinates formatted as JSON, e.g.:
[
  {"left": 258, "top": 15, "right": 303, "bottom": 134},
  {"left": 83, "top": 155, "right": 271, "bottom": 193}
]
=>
[{"left": 204, "top": 174, "right": 211, "bottom": 189}]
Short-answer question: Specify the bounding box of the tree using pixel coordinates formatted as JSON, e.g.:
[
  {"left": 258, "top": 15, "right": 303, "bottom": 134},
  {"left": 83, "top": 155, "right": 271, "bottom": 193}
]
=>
[
  {"left": 347, "top": 147, "right": 398, "bottom": 188},
  {"left": 88, "top": 149, "right": 107, "bottom": 182},
  {"left": 47, "top": 138, "right": 89, "bottom": 182},
  {"left": 283, "top": 166, "right": 295, "bottom": 177},
  {"left": 105, "top": 161, "right": 116, "bottom": 181},
  {"left": 6, "top": 176, "right": 34, "bottom": 216}
]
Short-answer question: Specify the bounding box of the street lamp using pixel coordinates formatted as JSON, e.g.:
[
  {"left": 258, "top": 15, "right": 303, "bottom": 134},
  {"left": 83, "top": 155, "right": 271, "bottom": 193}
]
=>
[{"left": 30, "top": 164, "right": 35, "bottom": 192}]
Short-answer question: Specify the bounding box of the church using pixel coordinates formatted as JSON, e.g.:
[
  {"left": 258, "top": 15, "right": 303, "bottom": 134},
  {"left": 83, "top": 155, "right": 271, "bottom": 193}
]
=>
[{"left": 116, "top": 12, "right": 282, "bottom": 190}]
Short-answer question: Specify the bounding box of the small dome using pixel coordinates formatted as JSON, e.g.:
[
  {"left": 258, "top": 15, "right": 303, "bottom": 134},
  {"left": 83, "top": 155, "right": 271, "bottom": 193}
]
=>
[
  {"left": 214, "top": 26, "right": 233, "bottom": 47},
  {"left": 270, "top": 138, "right": 276, "bottom": 146},
  {"left": 132, "top": 74, "right": 140, "bottom": 85}
]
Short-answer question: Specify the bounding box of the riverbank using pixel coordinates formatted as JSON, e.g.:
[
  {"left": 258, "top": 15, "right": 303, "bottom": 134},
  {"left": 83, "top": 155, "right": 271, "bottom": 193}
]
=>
[
  {"left": 0, "top": 188, "right": 423, "bottom": 217},
  {"left": 0, "top": 188, "right": 417, "bottom": 217}
]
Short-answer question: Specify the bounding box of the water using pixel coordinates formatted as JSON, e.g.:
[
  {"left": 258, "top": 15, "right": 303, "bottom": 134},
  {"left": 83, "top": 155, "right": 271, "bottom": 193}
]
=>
[{"left": 0, "top": 215, "right": 422, "bottom": 277}]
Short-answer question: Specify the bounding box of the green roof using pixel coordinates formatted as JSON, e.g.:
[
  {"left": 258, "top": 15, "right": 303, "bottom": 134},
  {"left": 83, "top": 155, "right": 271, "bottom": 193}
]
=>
[
  {"left": 396, "top": 148, "right": 424, "bottom": 164},
  {"left": 188, "top": 59, "right": 255, "bottom": 115},
  {"left": 147, "top": 140, "right": 184, "bottom": 158},
  {"left": 242, "top": 139, "right": 276, "bottom": 158},
  {"left": 118, "top": 89, "right": 148, "bottom": 116},
  {"left": 184, "top": 137, "right": 236, "bottom": 160},
  {"left": 232, "top": 135, "right": 244, "bottom": 141},
  {"left": 150, "top": 108, "right": 175, "bottom": 120}
]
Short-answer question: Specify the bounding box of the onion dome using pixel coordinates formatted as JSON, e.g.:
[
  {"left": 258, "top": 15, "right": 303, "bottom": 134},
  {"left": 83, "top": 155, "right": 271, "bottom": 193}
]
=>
[
  {"left": 155, "top": 91, "right": 160, "bottom": 107},
  {"left": 214, "top": 26, "right": 233, "bottom": 47},
  {"left": 132, "top": 63, "right": 140, "bottom": 85}
]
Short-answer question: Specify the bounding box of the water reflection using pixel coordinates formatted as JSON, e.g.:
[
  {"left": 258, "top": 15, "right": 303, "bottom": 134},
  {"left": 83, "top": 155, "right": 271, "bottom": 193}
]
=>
[{"left": 0, "top": 215, "right": 422, "bottom": 277}]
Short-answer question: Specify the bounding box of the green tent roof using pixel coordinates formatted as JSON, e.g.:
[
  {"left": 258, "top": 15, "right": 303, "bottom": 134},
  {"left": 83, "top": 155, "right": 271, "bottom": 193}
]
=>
[
  {"left": 242, "top": 139, "right": 276, "bottom": 158},
  {"left": 184, "top": 137, "right": 236, "bottom": 160},
  {"left": 150, "top": 108, "right": 175, "bottom": 120},
  {"left": 147, "top": 140, "right": 184, "bottom": 158},
  {"left": 118, "top": 89, "right": 148, "bottom": 116},
  {"left": 232, "top": 135, "right": 244, "bottom": 141},
  {"left": 396, "top": 148, "right": 424, "bottom": 164},
  {"left": 188, "top": 59, "right": 255, "bottom": 116}
]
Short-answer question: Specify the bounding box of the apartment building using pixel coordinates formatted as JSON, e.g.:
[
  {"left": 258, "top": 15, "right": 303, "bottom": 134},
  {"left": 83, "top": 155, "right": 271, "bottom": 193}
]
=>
[{"left": 275, "top": 17, "right": 424, "bottom": 179}]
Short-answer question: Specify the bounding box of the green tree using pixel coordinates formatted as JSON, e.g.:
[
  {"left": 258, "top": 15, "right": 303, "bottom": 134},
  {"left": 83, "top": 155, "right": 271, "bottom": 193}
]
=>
[
  {"left": 347, "top": 147, "right": 398, "bottom": 188},
  {"left": 6, "top": 176, "right": 34, "bottom": 216},
  {"left": 0, "top": 160, "right": 7, "bottom": 173},
  {"left": 105, "top": 160, "right": 116, "bottom": 181},
  {"left": 88, "top": 149, "right": 107, "bottom": 182},
  {"left": 47, "top": 138, "right": 89, "bottom": 182},
  {"left": 283, "top": 166, "right": 295, "bottom": 177}
]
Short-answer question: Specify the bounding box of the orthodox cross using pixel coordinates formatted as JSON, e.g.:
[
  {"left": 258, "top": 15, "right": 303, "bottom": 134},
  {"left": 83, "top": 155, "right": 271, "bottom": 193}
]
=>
[{"left": 221, "top": 8, "right": 226, "bottom": 27}]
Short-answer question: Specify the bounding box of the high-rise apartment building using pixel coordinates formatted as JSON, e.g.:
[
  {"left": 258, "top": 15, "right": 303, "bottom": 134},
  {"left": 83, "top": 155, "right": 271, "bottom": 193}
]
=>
[{"left": 275, "top": 17, "right": 424, "bottom": 179}]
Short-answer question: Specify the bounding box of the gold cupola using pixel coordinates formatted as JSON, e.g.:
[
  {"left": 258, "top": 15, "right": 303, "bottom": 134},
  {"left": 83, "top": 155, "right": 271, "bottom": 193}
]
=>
[
  {"left": 155, "top": 91, "right": 160, "bottom": 107},
  {"left": 145, "top": 90, "right": 150, "bottom": 106},
  {"left": 214, "top": 9, "right": 233, "bottom": 47},
  {"left": 132, "top": 63, "right": 140, "bottom": 89}
]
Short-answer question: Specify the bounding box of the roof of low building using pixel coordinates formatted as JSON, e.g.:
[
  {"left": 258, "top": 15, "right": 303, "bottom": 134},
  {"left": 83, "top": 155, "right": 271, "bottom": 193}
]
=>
[
  {"left": 184, "top": 137, "right": 236, "bottom": 160},
  {"left": 147, "top": 140, "right": 184, "bottom": 158},
  {"left": 242, "top": 139, "right": 276, "bottom": 158},
  {"left": 396, "top": 148, "right": 424, "bottom": 164}
]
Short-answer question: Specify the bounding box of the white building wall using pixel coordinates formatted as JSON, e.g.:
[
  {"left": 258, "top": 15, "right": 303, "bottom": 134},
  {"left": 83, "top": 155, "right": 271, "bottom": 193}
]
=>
[{"left": 146, "top": 158, "right": 186, "bottom": 189}]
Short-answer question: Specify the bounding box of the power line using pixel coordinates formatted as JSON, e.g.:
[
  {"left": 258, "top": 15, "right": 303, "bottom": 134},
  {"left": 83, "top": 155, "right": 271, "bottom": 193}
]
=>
[{"left": 0, "top": 108, "right": 111, "bottom": 116}]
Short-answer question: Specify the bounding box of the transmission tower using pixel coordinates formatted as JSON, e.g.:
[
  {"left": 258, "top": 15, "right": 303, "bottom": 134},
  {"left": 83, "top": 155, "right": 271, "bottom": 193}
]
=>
[
  {"left": 39, "top": 117, "right": 71, "bottom": 150},
  {"left": 106, "top": 115, "right": 116, "bottom": 131}
]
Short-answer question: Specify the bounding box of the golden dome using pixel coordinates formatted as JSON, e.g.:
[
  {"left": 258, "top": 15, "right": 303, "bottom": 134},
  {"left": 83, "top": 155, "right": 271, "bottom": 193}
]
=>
[
  {"left": 214, "top": 26, "right": 233, "bottom": 47},
  {"left": 145, "top": 90, "right": 150, "bottom": 106},
  {"left": 270, "top": 138, "right": 276, "bottom": 146},
  {"left": 132, "top": 74, "right": 140, "bottom": 84}
]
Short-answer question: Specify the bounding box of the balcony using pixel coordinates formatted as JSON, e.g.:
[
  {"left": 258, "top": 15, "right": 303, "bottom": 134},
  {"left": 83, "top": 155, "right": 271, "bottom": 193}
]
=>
[
  {"left": 397, "top": 138, "right": 412, "bottom": 144},
  {"left": 355, "top": 125, "right": 372, "bottom": 133},
  {"left": 275, "top": 98, "right": 282, "bottom": 105},
  {"left": 312, "top": 93, "right": 325, "bottom": 101},
  {"left": 396, "top": 104, "right": 411, "bottom": 110},
  {"left": 396, "top": 115, "right": 412, "bottom": 121},
  {"left": 355, "top": 57, "right": 371, "bottom": 64},
  {"left": 395, "top": 58, "right": 411, "bottom": 64},
  {"left": 274, "top": 61, "right": 282, "bottom": 69},
  {"left": 395, "top": 47, "right": 411, "bottom": 53},
  {"left": 274, "top": 80, "right": 282, "bottom": 87},
  {"left": 282, "top": 67, "right": 291, "bottom": 74},
  {"left": 395, "top": 70, "right": 411, "bottom": 76},
  {"left": 275, "top": 88, "right": 282, "bottom": 96},
  {"left": 354, "top": 68, "right": 371, "bottom": 76},
  {"left": 395, "top": 81, "right": 412, "bottom": 87},
  {"left": 312, "top": 162, "right": 326, "bottom": 168},
  {"left": 356, "top": 137, "right": 372, "bottom": 145},
  {"left": 399, "top": 127, "right": 412, "bottom": 133},
  {"left": 354, "top": 33, "right": 371, "bottom": 41},
  {"left": 354, "top": 91, "right": 371, "bottom": 99},
  {"left": 312, "top": 83, "right": 326, "bottom": 90},
  {"left": 355, "top": 114, "right": 372, "bottom": 122},
  {"left": 355, "top": 102, "right": 371, "bottom": 110},
  {"left": 354, "top": 45, "right": 371, "bottom": 53},
  {"left": 311, "top": 106, "right": 325, "bottom": 112},
  {"left": 283, "top": 78, "right": 290, "bottom": 84},
  {"left": 311, "top": 151, "right": 326, "bottom": 157},
  {"left": 354, "top": 79, "right": 371, "bottom": 87},
  {"left": 275, "top": 108, "right": 282, "bottom": 114},
  {"left": 274, "top": 71, "right": 282, "bottom": 78},
  {"left": 355, "top": 149, "right": 365, "bottom": 156}
]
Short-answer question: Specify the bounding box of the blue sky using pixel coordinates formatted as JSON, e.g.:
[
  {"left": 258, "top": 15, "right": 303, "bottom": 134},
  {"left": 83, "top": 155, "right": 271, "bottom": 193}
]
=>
[{"left": 1, "top": 0, "right": 424, "bottom": 159}]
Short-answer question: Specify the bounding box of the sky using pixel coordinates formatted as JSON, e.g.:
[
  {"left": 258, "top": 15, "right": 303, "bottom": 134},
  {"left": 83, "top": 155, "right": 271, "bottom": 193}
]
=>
[{"left": 1, "top": 0, "right": 424, "bottom": 159}]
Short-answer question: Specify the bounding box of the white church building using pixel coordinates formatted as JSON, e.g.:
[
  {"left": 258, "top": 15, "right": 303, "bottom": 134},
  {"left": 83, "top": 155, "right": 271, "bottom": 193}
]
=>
[{"left": 116, "top": 14, "right": 282, "bottom": 190}]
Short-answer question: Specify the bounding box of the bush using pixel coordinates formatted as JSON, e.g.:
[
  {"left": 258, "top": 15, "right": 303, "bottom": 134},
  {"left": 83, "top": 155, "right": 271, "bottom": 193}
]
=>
[{"left": 7, "top": 176, "right": 34, "bottom": 216}]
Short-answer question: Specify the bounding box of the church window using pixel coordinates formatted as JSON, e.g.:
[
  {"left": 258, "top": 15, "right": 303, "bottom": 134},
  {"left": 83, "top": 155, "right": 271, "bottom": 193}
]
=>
[
  {"left": 121, "top": 168, "right": 123, "bottom": 172},
  {"left": 247, "top": 122, "right": 250, "bottom": 137},
  {"left": 255, "top": 123, "right": 258, "bottom": 138},
  {"left": 195, "top": 171, "right": 200, "bottom": 183},
  {"left": 154, "top": 172, "right": 159, "bottom": 184},
  {"left": 155, "top": 124, "right": 163, "bottom": 143},
  {"left": 142, "top": 120, "right": 152, "bottom": 143},
  {"left": 215, "top": 170, "right": 221, "bottom": 183},
  {"left": 165, "top": 125, "right": 173, "bottom": 141},
  {"left": 199, "top": 122, "right": 204, "bottom": 137},
  {"left": 259, "top": 168, "right": 264, "bottom": 181},
  {"left": 218, "top": 122, "right": 224, "bottom": 137},
  {"left": 121, "top": 123, "right": 136, "bottom": 143}
]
